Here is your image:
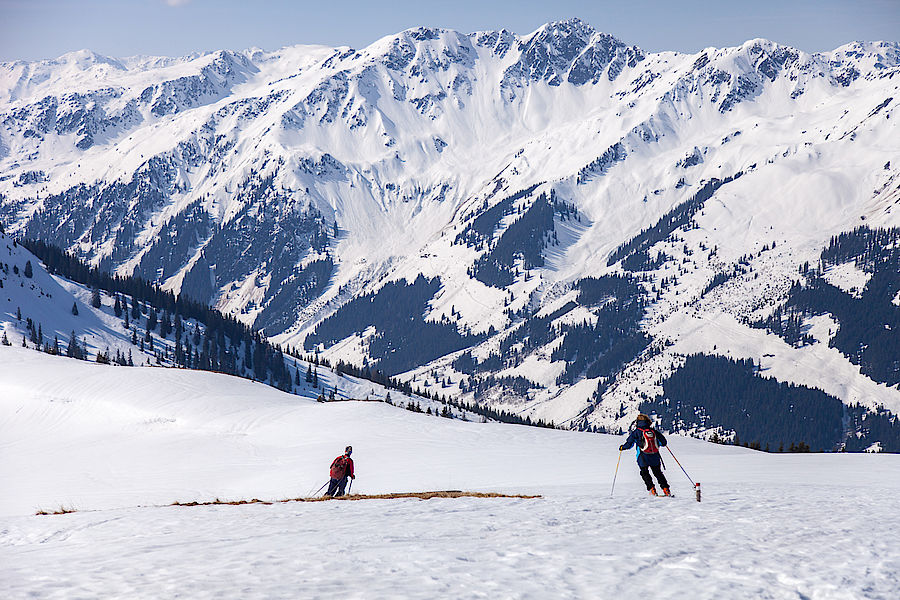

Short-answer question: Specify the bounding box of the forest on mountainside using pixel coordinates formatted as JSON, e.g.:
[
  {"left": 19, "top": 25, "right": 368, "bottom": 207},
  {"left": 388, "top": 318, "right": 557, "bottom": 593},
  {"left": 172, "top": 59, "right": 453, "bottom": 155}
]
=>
[
  {"left": 642, "top": 353, "right": 900, "bottom": 452},
  {"left": 753, "top": 226, "right": 900, "bottom": 386}
]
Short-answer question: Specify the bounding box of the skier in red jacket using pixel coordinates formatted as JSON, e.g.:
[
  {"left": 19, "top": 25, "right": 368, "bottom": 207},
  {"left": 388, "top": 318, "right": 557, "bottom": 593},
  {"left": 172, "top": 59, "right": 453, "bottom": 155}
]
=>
[{"left": 325, "top": 446, "right": 355, "bottom": 497}]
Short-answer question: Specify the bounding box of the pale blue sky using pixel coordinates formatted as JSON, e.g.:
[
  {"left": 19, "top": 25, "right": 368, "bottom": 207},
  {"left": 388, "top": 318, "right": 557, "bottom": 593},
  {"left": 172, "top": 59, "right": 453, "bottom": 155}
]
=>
[{"left": 1, "top": 0, "right": 898, "bottom": 62}]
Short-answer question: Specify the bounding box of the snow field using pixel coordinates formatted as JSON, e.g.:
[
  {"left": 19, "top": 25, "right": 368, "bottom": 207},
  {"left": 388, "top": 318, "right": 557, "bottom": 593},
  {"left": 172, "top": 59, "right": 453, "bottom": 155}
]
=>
[
  {"left": 2, "top": 348, "right": 900, "bottom": 598},
  {"left": 3, "top": 484, "right": 898, "bottom": 599}
]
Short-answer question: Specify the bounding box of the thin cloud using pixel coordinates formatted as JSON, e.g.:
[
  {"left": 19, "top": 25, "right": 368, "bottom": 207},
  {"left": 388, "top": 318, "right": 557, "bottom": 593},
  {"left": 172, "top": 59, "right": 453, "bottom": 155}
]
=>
[{"left": 164, "top": 0, "right": 192, "bottom": 6}]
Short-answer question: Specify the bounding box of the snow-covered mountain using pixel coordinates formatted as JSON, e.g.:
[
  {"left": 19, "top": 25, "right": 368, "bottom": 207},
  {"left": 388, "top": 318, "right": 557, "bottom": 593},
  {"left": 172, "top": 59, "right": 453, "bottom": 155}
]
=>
[{"left": 1, "top": 18, "right": 898, "bottom": 443}]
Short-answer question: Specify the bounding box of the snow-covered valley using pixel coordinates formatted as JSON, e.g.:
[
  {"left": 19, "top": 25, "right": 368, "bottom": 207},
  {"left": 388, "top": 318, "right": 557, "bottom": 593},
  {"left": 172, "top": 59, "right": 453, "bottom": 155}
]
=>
[{"left": 2, "top": 347, "right": 899, "bottom": 599}]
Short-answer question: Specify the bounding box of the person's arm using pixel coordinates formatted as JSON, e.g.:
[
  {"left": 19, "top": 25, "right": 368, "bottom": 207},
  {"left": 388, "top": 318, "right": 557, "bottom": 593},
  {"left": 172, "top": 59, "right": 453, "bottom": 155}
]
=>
[{"left": 619, "top": 430, "right": 636, "bottom": 451}]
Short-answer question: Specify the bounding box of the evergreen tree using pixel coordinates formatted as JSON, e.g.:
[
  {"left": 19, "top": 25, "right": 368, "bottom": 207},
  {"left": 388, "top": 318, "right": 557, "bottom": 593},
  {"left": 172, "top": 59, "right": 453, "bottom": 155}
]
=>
[
  {"left": 160, "top": 311, "right": 171, "bottom": 338},
  {"left": 24, "top": 260, "right": 33, "bottom": 278},
  {"left": 96, "top": 348, "right": 110, "bottom": 364},
  {"left": 66, "top": 331, "right": 82, "bottom": 359},
  {"left": 114, "top": 296, "right": 122, "bottom": 317},
  {"left": 91, "top": 288, "right": 101, "bottom": 308},
  {"left": 71, "top": 302, "right": 79, "bottom": 316}
]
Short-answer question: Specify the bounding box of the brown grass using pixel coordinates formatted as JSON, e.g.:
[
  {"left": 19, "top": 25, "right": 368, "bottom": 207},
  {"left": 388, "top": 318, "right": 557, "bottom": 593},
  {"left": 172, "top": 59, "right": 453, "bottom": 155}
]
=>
[
  {"left": 35, "top": 491, "right": 541, "bottom": 515},
  {"left": 170, "top": 490, "right": 540, "bottom": 508},
  {"left": 35, "top": 505, "right": 77, "bottom": 516}
]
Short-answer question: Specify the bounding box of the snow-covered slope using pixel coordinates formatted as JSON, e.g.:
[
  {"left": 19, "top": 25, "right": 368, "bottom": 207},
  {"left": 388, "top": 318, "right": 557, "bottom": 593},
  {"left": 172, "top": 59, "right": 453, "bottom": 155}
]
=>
[
  {"left": 1, "top": 348, "right": 899, "bottom": 598},
  {"left": 1, "top": 18, "right": 899, "bottom": 438},
  {"left": 0, "top": 228, "right": 444, "bottom": 410}
]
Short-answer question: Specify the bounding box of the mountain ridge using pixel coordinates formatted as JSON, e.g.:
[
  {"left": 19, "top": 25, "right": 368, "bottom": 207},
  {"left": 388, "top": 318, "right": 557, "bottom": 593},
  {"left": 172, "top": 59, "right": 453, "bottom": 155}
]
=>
[{"left": 1, "top": 18, "right": 898, "bottom": 443}]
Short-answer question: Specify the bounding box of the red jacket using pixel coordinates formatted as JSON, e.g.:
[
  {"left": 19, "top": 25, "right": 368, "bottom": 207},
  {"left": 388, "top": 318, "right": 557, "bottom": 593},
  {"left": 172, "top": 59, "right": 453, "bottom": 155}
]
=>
[{"left": 329, "top": 454, "right": 355, "bottom": 479}]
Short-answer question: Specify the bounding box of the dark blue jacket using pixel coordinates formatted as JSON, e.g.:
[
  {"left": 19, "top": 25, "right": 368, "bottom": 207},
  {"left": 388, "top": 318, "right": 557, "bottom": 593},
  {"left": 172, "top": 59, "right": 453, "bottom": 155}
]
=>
[{"left": 620, "top": 424, "right": 667, "bottom": 468}]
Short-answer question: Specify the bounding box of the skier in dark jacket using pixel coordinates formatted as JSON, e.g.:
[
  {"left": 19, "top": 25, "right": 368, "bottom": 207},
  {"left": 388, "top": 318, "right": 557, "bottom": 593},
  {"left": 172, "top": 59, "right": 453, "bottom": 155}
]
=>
[
  {"left": 619, "top": 414, "right": 671, "bottom": 496},
  {"left": 325, "top": 446, "right": 355, "bottom": 497}
]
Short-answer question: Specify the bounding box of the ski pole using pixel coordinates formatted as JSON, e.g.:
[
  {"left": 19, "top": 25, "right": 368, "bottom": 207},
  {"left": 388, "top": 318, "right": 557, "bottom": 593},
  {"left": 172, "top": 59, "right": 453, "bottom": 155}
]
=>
[
  {"left": 305, "top": 481, "right": 325, "bottom": 497},
  {"left": 665, "top": 447, "right": 694, "bottom": 484},
  {"left": 610, "top": 449, "right": 623, "bottom": 498},
  {"left": 310, "top": 480, "right": 329, "bottom": 498},
  {"left": 347, "top": 478, "right": 353, "bottom": 496},
  {"left": 666, "top": 447, "right": 701, "bottom": 502}
]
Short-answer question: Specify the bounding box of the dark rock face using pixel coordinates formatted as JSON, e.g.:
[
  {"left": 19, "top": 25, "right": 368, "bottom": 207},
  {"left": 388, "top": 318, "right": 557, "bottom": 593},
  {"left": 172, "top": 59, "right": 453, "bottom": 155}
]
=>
[
  {"left": 21, "top": 153, "right": 182, "bottom": 266},
  {"left": 500, "top": 18, "right": 643, "bottom": 96},
  {"left": 3, "top": 89, "right": 142, "bottom": 150}
]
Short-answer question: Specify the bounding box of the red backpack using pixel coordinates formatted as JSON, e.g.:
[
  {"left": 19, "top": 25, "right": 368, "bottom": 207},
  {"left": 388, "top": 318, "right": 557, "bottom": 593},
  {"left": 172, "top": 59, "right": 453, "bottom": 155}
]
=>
[
  {"left": 639, "top": 429, "right": 659, "bottom": 454},
  {"left": 330, "top": 455, "right": 347, "bottom": 479}
]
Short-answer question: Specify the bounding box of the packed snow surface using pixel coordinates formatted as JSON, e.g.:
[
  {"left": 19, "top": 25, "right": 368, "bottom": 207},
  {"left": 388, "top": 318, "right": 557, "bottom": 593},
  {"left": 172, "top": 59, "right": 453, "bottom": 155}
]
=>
[{"left": 2, "top": 348, "right": 899, "bottom": 598}]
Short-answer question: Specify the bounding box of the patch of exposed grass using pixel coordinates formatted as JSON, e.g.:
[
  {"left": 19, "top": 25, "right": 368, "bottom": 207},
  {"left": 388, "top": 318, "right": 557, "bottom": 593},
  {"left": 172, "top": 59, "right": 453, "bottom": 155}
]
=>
[
  {"left": 170, "top": 491, "right": 541, "bottom": 508},
  {"left": 35, "top": 505, "right": 76, "bottom": 516}
]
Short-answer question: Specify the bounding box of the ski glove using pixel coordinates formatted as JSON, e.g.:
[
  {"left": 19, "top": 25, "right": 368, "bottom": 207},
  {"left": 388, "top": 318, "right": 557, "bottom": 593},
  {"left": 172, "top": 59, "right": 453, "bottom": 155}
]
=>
[{"left": 619, "top": 445, "right": 625, "bottom": 451}]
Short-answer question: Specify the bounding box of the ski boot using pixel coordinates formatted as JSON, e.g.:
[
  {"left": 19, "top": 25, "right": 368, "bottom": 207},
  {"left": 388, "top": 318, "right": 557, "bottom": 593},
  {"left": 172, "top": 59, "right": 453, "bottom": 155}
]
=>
[
  {"left": 662, "top": 487, "right": 672, "bottom": 497},
  {"left": 649, "top": 487, "right": 658, "bottom": 496}
]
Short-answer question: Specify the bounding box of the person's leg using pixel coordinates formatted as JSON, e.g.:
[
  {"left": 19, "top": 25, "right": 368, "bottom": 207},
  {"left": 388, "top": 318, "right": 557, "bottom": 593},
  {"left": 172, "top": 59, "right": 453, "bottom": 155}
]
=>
[
  {"left": 651, "top": 464, "right": 670, "bottom": 490},
  {"left": 336, "top": 476, "right": 348, "bottom": 497},
  {"left": 639, "top": 466, "right": 654, "bottom": 490},
  {"left": 325, "top": 478, "right": 339, "bottom": 497}
]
